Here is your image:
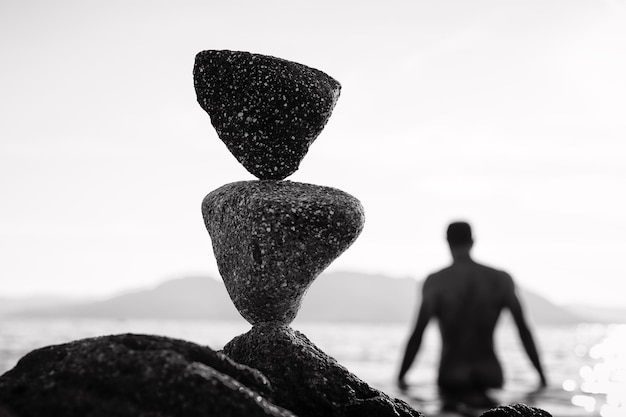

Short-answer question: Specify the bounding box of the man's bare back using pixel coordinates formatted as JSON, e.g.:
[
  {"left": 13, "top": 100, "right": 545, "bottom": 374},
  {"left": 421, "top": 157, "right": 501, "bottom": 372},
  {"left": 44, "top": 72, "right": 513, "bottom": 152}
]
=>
[
  {"left": 424, "top": 260, "right": 514, "bottom": 388},
  {"left": 397, "top": 222, "right": 546, "bottom": 411}
]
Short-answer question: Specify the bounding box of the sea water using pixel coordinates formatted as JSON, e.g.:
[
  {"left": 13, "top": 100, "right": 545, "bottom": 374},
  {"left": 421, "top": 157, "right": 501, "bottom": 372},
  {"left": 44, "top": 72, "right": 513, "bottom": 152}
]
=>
[{"left": 0, "top": 318, "right": 624, "bottom": 417}]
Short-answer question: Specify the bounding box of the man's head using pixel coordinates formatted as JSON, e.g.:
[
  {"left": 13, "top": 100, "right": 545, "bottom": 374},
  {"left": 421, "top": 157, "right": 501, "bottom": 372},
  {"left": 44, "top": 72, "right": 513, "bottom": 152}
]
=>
[{"left": 446, "top": 221, "right": 473, "bottom": 250}]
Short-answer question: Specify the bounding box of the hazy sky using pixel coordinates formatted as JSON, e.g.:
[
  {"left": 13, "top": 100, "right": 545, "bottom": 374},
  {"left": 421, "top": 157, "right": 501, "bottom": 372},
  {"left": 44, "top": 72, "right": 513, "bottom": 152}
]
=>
[{"left": 1, "top": 0, "right": 625, "bottom": 308}]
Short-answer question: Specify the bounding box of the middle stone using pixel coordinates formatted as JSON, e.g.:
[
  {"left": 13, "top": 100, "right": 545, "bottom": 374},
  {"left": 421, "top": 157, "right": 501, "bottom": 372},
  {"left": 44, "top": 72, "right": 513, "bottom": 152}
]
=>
[{"left": 202, "top": 181, "right": 365, "bottom": 325}]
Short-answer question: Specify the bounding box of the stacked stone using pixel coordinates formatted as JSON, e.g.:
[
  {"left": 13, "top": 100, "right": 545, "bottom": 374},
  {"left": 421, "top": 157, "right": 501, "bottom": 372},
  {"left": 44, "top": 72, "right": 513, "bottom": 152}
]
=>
[
  {"left": 194, "top": 50, "right": 419, "bottom": 417},
  {"left": 194, "top": 50, "right": 365, "bottom": 326}
]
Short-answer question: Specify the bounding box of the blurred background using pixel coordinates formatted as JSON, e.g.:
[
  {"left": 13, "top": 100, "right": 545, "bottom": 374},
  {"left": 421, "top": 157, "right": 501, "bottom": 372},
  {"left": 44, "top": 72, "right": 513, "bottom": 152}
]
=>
[{"left": 1, "top": 1, "right": 625, "bottom": 416}]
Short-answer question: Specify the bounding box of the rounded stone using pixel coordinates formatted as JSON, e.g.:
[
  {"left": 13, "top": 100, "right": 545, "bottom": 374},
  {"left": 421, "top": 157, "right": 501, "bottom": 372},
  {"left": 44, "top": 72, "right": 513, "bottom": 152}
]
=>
[
  {"left": 193, "top": 50, "right": 341, "bottom": 180},
  {"left": 202, "top": 180, "right": 365, "bottom": 325}
]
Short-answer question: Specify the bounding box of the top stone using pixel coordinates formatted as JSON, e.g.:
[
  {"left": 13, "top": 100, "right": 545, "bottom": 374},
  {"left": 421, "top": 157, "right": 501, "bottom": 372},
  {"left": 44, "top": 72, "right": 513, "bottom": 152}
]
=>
[{"left": 194, "top": 50, "right": 341, "bottom": 180}]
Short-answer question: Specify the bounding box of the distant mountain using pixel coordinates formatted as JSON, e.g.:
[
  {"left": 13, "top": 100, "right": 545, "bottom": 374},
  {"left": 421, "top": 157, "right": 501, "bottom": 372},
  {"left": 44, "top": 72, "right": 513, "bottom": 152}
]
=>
[
  {"left": 565, "top": 305, "right": 626, "bottom": 324},
  {"left": 13, "top": 276, "right": 241, "bottom": 321},
  {"left": 516, "top": 288, "right": 586, "bottom": 326},
  {"left": 297, "top": 272, "right": 418, "bottom": 323},
  {"left": 299, "top": 271, "right": 583, "bottom": 325},
  {"left": 0, "top": 295, "right": 79, "bottom": 316},
  {"left": 9, "top": 271, "right": 606, "bottom": 325}
]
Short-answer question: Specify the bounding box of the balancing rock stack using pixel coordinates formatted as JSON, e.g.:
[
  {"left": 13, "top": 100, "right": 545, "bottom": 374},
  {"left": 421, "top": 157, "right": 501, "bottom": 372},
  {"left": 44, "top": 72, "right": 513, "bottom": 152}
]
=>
[
  {"left": 194, "top": 50, "right": 420, "bottom": 417},
  {"left": 194, "top": 50, "right": 363, "bottom": 325},
  {"left": 0, "top": 50, "right": 548, "bottom": 417}
]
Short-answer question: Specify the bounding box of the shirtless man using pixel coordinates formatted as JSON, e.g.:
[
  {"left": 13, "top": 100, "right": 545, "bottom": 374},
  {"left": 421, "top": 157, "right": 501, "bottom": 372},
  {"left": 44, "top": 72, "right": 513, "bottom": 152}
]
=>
[{"left": 397, "top": 222, "right": 547, "bottom": 411}]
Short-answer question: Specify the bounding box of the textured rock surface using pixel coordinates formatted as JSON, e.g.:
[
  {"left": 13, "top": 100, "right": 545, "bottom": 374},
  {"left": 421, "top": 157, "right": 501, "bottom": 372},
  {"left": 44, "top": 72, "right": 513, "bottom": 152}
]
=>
[
  {"left": 223, "top": 323, "right": 422, "bottom": 417},
  {"left": 202, "top": 180, "right": 365, "bottom": 324},
  {"left": 194, "top": 50, "right": 341, "bottom": 180},
  {"left": 480, "top": 403, "right": 552, "bottom": 416},
  {"left": 0, "top": 334, "right": 296, "bottom": 417}
]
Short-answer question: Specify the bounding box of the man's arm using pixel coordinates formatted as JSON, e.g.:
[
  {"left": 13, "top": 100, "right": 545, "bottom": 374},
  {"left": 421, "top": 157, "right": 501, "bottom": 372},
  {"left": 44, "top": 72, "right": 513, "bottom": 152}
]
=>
[
  {"left": 505, "top": 276, "right": 547, "bottom": 387},
  {"left": 397, "top": 279, "right": 435, "bottom": 389}
]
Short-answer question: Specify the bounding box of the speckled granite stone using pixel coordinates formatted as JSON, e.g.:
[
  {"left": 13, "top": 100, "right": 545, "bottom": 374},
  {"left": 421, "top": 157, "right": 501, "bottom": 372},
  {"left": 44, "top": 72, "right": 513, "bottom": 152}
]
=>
[
  {"left": 480, "top": 403, "right": 552, "bottom": 416},
  {"left": 223, "top": 323, "right": 422, "bottom": 417},
  {"left": 202, "top": 180, "right": 364, "bottom": 325},
  {"left": 194, "top": 50, "right": 341, "bottom": 180},
  {"left": 0, "top": 334, "right": 296, "bottom": 417}
]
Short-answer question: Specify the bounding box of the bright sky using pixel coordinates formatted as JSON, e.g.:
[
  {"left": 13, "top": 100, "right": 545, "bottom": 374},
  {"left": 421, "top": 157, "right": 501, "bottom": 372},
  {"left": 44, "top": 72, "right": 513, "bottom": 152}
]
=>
[{"left": 1, "top": 0, "right": 625, "bottom": 308}]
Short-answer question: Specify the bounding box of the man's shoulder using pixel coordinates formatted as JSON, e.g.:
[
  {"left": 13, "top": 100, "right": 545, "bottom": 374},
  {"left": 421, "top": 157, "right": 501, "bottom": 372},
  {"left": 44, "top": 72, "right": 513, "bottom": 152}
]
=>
[
  {"left": 473, "top": 263, "right": 516, "bottom": 293},
  {"left": 423, "top": 270, "right": 447, "bottom": 291},
  {"left": 429, "top": 263, "right": 459, "bottom": 276},
  {"left": 428, "top": 262, "right": 509, "bottom": 277},
  {"left": 423, "top": 266, "right": 460, "bottom": 291},
  {"left": 474, "top": 262, "right": 512, "bottom": 279},
  {"left": 425, "top": 267, "right": 452, "bottom": 283},
  {"left": 425, "top": 263, "right": 514, "bottom": 285}
]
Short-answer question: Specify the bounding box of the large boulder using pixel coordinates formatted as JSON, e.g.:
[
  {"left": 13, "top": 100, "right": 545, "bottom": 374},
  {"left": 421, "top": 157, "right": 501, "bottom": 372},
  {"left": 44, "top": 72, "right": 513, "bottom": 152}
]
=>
[
  {"left": 223, "top": 323, "right": 422, "bottom": 417},
  {"left": 194, "top": 50, "right": 341, "bottom": 180},
  {"left": 0, "top": 334, "right": 296, "bottom": 417}
]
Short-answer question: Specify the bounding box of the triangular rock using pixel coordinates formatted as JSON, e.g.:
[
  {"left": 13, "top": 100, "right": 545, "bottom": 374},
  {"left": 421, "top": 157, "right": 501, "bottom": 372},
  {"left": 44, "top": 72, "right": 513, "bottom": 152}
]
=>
[
  {"left": 194, "top": 50, "right": 341, "bottom": 180},
  {"left": 202, "top": 180, "right": 364, "bottom": 324}
]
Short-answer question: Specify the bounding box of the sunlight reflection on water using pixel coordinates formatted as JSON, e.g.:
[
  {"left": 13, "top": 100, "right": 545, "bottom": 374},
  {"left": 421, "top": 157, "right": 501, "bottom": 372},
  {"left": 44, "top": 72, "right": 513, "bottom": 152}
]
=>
[{"left": 569, "top": 324, "right": 626, "bottom": 417}]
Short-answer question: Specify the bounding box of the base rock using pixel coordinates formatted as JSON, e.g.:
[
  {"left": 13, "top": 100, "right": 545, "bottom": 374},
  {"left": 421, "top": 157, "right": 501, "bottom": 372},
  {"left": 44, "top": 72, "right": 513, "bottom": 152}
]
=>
[
  {"left": 223, "top": 323, "right": 422, "bottom": 417},
  {"left": 0, "top": 333, "right": 295, "bottom": 417},
  {"left": 480, "top": 403, "right": 552, "bottom": 417}
]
